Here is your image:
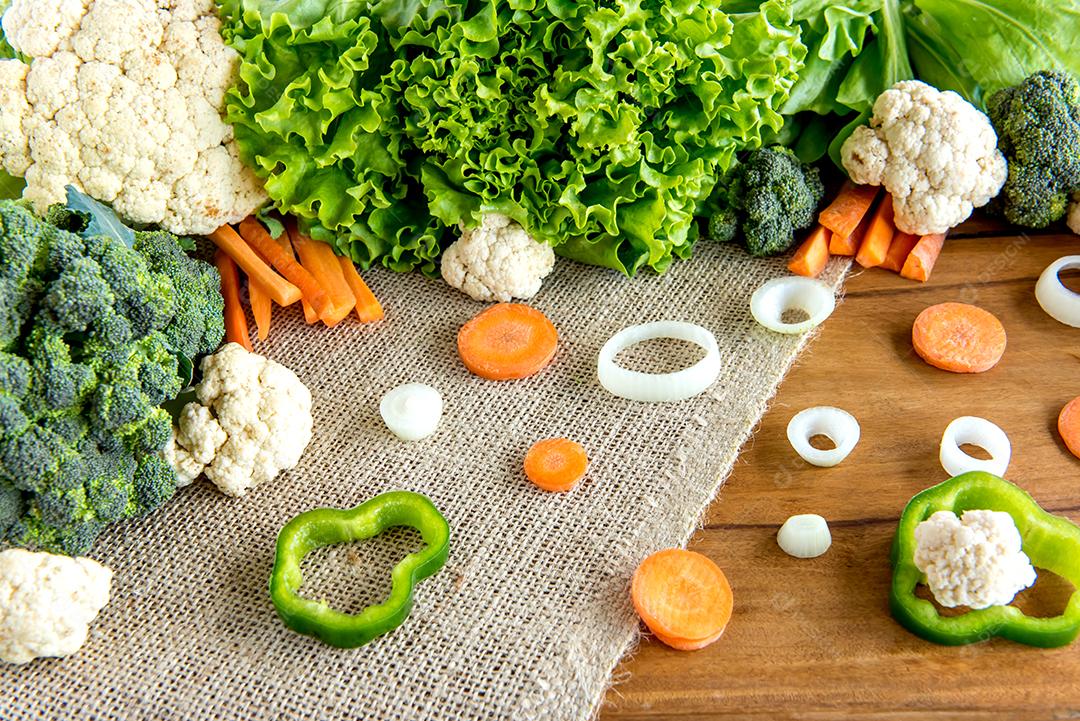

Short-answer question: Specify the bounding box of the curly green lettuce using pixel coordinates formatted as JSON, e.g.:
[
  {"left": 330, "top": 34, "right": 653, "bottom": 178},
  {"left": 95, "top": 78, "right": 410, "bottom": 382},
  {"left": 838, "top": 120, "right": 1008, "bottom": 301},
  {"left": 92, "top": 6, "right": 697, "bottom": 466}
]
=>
[{"left": 221, "top": 0, "right": 805, "bottom": 276}]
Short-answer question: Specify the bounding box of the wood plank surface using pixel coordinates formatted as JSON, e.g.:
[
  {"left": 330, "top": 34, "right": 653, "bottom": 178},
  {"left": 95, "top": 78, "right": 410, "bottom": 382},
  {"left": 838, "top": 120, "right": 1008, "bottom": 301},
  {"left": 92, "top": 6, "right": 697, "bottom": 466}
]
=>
[{"left": 600, "top": 220, "right": 1080, "bottom": 720}]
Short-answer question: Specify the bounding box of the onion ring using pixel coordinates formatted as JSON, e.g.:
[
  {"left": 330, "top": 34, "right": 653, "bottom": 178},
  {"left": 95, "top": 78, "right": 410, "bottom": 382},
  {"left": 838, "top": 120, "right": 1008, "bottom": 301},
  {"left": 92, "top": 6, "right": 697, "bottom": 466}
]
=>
[
  {"left": 597, "top": 321, "right": 721, "bottom": 402},
  {"left": 786, "top": 407, "right": 860, "bottom": 467},
  {"left": 751, "top": 277, "right": 836, "bottom": 335},
  {"left": 940, "top": 416, "right": 1011, "bottom": 477},
  {"left": 1036, "top": 255, "right": 1080, "bottom": 328}
]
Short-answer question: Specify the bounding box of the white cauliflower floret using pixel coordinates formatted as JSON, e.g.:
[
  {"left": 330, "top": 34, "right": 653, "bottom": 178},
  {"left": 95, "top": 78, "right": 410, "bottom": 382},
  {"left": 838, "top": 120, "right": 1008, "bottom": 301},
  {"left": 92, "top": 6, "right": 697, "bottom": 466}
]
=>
[
  {"left": 441, "top": 213, "right": 556, "bottom": 302},
  {"left": 168, "top": 343, "right": 313, "bottom": 498},
  {"left": 0, "top": 549, "right": 111, "bottom": 665},
  {"left": 0, "top": 0, "right": 266, "bottom": 235},
  {"left": 841, "top": 80, "right": 1008, "bottom": 236},
  {"left": 914, "top": 509, "right": 1036, "bottom": 609},
  {"left": 1068, "top": 192, "right": 1080, "bottom": 236}
]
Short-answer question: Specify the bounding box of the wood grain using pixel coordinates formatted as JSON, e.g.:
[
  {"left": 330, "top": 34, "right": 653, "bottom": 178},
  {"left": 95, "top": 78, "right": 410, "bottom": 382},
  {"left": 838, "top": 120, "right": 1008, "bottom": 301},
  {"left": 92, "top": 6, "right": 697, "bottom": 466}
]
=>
[{"left": 600, "top": 221, "right": 1080, "bottom": 720}]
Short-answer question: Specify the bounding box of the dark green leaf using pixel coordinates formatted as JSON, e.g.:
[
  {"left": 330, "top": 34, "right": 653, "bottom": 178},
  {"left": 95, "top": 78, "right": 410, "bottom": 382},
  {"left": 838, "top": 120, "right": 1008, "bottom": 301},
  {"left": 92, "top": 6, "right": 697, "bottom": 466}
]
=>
[{"left": 63, "top": 186, "right": 136, "bottom": 248}]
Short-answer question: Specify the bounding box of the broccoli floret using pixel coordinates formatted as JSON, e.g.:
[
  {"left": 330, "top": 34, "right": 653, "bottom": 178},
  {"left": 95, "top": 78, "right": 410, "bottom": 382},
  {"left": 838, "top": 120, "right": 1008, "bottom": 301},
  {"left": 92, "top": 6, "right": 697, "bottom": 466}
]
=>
[
  {"left": 706, "top": 146, "right": 825, "bottom": 257},
  {"left": 0, "top": 479, "right": 23, "bottom": 535},
  {"left": 24, "top": 327, "right": 96, "bottom": 412},
  {"left": 0, "top": 424, "right": 72, "bottom": 493},
  {"left": 133, "top": 453, "right": 177, "bottom": 513},
  {"left": 42, "top": 257, "right": 115, "bottom": 333},
  {"left": 134, "top": 230, "right": 225, "bottom": 359},
  {"left": 86, "top": 233, "right": 175, "bottom": 337},
  {"left": 987, "top": 70, "right": 1080, "bottom": 228}
]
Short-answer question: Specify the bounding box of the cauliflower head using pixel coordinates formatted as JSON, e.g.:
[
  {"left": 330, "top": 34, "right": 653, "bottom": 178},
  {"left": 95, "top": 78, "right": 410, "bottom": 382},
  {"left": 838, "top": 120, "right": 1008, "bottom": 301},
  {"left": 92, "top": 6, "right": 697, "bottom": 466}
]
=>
[
  {"left": 0, "top": 0, "right": 266, "bottom": 235},
  {"left": 166, "top": 343, "right": 313, "bottom": 497},
  {"left": 441, "top": 213, "right": 556, "bottom": 302},
  {"left": 914, "top": 509, "right": 1036, "bottom": 610},
  {"left": 0, "top": 548, "right": 112, "bottom": 664},
  {"left": 841, "top": 80, "right": 1007, "bottom": 235}
]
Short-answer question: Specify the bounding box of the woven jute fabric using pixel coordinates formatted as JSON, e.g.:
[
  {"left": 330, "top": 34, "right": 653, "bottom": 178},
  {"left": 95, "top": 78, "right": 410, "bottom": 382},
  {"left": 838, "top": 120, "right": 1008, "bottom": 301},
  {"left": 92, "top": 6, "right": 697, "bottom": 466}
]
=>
[{"left": 0, "top": 243, "right": 845, "bottom": 721}]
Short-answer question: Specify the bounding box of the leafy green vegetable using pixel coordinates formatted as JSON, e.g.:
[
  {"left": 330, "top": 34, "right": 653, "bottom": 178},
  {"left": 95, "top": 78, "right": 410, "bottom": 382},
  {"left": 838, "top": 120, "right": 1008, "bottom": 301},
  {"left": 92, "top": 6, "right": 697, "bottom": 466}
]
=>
[
  {"left": 61, "top": 186, "right": 136, "bottom": 248},
  {"left": 0, "top": 199, "right": 224, "bottom": 555},
  {"left": 222, "top": 0, "right": 806, "bottom": 276},
  {"left": 905, "top": 0, "right": 1080, "bottom": 108},
  {"left": 0, "top": 171, "right": 22, "bottom": 201},
  {"left": 987, "top": 71, "right": 1080, "bottom": 228}
]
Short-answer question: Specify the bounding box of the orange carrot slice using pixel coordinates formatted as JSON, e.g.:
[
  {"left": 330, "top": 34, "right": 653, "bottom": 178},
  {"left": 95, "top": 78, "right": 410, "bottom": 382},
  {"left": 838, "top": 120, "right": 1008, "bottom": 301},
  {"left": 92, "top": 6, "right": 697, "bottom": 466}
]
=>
[
  {"left": 457, "top": 303, "right": 558, "bottom": 381},
  {"left": 524, "top": 438, "right": 588, "bottom": 492},
  {"left": 787, "top": 225, "right": 830, "bottom": 278},
  {"left": 900, "top": 233, "right": 947, "bottom": 282},
  {"left": 855, "top": 195, "right": 896, "bottom": 268},
  {"left": 912, "top": 302, "right": 1006, "bottom": 373},
  {"left": 288, "top": 224, "right": 356, "bottom": 327},
  {"left": 214, "top": 250, "right": 252, "bottom": 352},
  {"left": 819, "top": 182, "right": 880, "bottom": 239},
  {"left": 1059, "top": 397, "right": 1080, "bottom": 460},
  {"left": 631, "top": 549, "right": 733, "bottom": 651},
  {"left": 337, "top": 256, "right": 384, "bottom": 323},
  {"left": 880, "top": 231, "right": 920, "bottom": 273},
  {"left": 208, "top": 225, "right": 301, "bottom": 307},
  {"left": 238, "top": 217, "right": 331, "bottom": 317}
]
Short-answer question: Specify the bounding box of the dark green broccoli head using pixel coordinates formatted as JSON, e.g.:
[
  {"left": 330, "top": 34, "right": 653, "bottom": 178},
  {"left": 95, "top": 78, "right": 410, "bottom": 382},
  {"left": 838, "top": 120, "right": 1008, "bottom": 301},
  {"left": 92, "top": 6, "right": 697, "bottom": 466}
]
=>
[
  {"left": 705, "top": 146, "right": 825, "bottom": 257},
  {"left": 134, "top": 231, "right": 225, "bottom": 359},
  {"left": 987, "top": 70, "right": 1080, "bottom": 228}
]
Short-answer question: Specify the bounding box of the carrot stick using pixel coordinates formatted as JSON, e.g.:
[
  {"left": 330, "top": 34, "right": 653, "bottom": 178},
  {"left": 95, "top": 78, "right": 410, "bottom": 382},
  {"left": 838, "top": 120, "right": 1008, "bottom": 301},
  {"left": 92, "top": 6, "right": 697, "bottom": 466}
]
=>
[
  {"left": 880, "top": 231, "right": 920, "bottom": 273},
  {"left": 854, "top": 195, "right": 896, "bottom": 268},
  {"left": 912, "top": 302, "right": 1006, "bottom": 373},
  {"left": 214, "top": 250, "right": 252, "bottom": 352},
  {"left": 248, "top": 278, "right": 272, "bottom": 341},
  {"left": 818, "top": 182, "right": 880, "bottom": 238},
  {"left": 237, "top": 217, "right": 331, "bottom": 317},
  {"left": 524, "top": 438, "right": 588, "bottom": 492},
  {"left": 828, "top": 204, "right": 876, "bottom": 256},
  {"left": 900, "top": 233, "right": 947, "bottom": 282},
  {"left": 287, "top": 224, "right": 356, "bottom": 327},
  {"left": 631, "top": 549, "right": 733, "bottom": 651},
  {"left": 457, "top": 303, "right": 558, "bottom": 381},
  {"left": 1058, "top": 396, "right": 1080, "bottom": 460},
  {"left": 270, "top": 231, "right": 319, "bottom": 324},
  {"left": 787, "top": 224, "right": 830, "bottom": 278},
  {"left": 208, "top": 226, "right": 301, "bottom": 307},
  {"left": 337, "top": 256, "right": 384, "bottom": 323}
]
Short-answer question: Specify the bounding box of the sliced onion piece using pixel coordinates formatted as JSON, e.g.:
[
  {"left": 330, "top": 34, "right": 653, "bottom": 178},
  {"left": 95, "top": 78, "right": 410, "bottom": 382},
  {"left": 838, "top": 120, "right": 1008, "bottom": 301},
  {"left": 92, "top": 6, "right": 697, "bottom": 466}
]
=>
[
  {"left": 597, "top": 321, "right": 721, "bottom": 403},
  {"left": 751, "top": 277, "right": 836, "bottom": 335},
  {"left": 777, "top": 514, "right": 832, "bottom": 559},
  {"left": 380, "top": 383, "right": 444, "bottom": 441},
  {"left": 940, "top": 416, "right": 1011, "bottom": 477},
  {"left": 1036, "top": 255, "right": 1080, "bottom": 328},
  {"left": 786, "top": 406, "right": 860, "bottom": 467}
]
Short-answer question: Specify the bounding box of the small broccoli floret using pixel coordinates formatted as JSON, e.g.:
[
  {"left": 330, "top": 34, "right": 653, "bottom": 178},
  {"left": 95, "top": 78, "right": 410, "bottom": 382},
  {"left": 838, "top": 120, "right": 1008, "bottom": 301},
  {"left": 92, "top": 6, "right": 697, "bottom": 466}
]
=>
[
  {"left": 24, "top": 327, "right": 96, "bottom": 412},
  {"left": 0, "top": 480, "right": 23, "bottom": 535},
  {"left": 0, "top": 424, "right": 71, "bottom": 493},
  {"left": 85, "top": 234, "right": 175, "bottom": 338},
  {"left": 134, "top": 231, "right": 225, "bottom": 359},
  {"left": 133, "top": 453, "right": 177, "bottom": 513},
  {"left": 42, "top": 257, "right": 114, "bottom": 334},
  {"left": 706, "top": 146, "right": 825, "bottom": 257},
  {"left": 987, "top": 71, "right": 1080, "bottom": 228}
]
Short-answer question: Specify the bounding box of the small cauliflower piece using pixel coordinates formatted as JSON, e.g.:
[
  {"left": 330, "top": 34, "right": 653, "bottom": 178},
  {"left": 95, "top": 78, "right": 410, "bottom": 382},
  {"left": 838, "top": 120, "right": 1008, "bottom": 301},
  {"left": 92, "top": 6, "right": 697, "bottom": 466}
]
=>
[
  {"left": 914, "top": 509, "right": 1036, "bottom": 609},
  {"left": 0, "top": 548, "right": 112, "bottom": 665},
  {"left": 441, "top": 213, "right": 556, "bottom": 302},
  {"left": 168, "top": 343, "right": 313, "bottom": 498},
  {"left": 841, "top": 80, "right": 1008, "bottom": 236},
  {"left": 0, "top": 0, "right": 266, "bottom": 235},
  {"left": 1069, "top": 192, "right": 1080, "bottom": 236}
]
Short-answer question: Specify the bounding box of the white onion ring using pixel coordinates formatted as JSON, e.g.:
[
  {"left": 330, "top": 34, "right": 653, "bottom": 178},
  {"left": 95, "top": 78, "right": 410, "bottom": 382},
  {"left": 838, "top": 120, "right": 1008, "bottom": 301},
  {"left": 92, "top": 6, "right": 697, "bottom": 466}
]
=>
[
  {"left": 380, "top": 383, "right": 444, "bottom": 441},
  {"left": 940, "top": 416, "right": 1011, "bottom": 477},
  {"left": 1036, "top": 255, "right": 1080, "bottom": 328},
  {"left": 597, "top": 321, "right": 721, "bottom": 402},
  {"left": 786, "top": 407, "right": 860, "bottom": 467},
  {"left": 751, "top": 277, "right": 836, "bottom": 334}
]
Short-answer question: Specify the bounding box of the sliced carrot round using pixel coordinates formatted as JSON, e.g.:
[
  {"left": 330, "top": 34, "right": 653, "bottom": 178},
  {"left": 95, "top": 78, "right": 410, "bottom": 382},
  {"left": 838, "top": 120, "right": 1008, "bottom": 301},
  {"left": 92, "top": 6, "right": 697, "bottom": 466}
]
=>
[
  {"left": 524, "top": 438, "right": 588, "bottom": 492},
  {"left": 457, "top": 303, "right": 558, "bottom": 380},
  {"left": 631, "top": 549, "right": 732, "bottom": 651},
  {"left": 1059, "top": 396, "right": 1080, "bottom": 460},
  {"left": 912, "top": 302, "right": 1006, "bottom": 373}
]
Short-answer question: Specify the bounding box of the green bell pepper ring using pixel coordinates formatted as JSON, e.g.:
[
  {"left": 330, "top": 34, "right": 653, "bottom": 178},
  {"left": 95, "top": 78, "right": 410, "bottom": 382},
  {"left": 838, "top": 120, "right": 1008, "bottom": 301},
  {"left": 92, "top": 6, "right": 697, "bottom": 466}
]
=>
[
  {"left": 269, "top": 490, "right": 450, "bottom": 648},
  {"left": 890, "top": 471, "right": 1080, "bottom": 648}
]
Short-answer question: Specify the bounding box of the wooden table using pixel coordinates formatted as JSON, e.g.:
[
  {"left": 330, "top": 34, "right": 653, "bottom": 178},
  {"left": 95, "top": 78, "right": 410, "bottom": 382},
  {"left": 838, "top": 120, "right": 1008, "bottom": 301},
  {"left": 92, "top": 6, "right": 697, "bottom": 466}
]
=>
[{"left": 600, "top": 220, "right": 1080, "bottom": 720}]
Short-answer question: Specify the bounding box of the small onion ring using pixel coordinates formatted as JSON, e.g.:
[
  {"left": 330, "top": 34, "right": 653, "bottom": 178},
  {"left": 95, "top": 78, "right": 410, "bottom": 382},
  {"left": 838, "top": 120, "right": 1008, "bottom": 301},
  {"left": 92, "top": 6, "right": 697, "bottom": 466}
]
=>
[
  {"left": 1036, "top": 255, "right": 1080, "bottom": 328},
  {"left": 940, "top": 416, "right": 1011, "bottom": 477},
  {"left": 380, "top": 383, "right": 444, "bottom": 441},
  {"left": 597, "top": 321, "right": 721, "bottom": 402},
  {"left": 751, "top": 277, "right": 836, "bottom": 335},
  {"left": 786, "top": 406, "right": 860, "bottom": 467}
]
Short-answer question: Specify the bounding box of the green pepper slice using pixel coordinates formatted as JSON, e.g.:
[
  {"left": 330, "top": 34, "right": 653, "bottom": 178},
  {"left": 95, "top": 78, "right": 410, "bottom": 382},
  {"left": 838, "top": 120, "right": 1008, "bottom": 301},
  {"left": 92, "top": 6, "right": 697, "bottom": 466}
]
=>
[
  {"left": 269, "top": 490, "right": 450, "bottom": 648},
  {"left": 890, "top": 471, "right": 1080, "bottom": 647}
]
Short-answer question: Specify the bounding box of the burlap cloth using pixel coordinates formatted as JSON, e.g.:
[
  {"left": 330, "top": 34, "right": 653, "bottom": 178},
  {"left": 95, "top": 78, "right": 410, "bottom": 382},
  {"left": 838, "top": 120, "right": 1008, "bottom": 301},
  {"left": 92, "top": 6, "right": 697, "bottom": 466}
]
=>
[{"left": 1, "top": 243, "right": 845, "bottom": 721}]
